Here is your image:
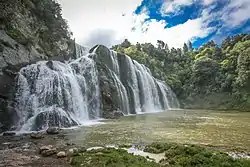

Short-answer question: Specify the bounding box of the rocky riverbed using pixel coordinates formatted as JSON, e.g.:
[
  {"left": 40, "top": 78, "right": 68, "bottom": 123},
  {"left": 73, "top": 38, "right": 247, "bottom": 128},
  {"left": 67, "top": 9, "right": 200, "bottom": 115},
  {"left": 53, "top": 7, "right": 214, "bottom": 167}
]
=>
[
  {"left": 1, "top": 131, "right": 250, "bottom": 167},
  {"left": 0, "top": 130, "right": 72, "bottom": 167},
  {"left": 1, "top": 110, "right": 250, "bottom": 167}
]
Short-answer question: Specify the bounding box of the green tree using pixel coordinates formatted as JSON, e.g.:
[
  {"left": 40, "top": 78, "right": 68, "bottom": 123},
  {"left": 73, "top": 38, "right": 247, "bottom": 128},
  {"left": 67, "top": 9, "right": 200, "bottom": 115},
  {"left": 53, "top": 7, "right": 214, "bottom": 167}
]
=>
[
  {"left": 183, "top": 43, "right": 188, "bottom": 53},
  {"left": 121, "top": 39, "right": 131, "bottom": 48}
]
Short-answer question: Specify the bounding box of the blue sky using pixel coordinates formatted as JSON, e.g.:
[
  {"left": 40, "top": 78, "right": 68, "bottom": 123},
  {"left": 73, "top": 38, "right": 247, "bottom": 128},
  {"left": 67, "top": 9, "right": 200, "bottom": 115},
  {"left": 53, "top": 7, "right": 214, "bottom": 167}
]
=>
[
  {"left": 134, "top": 0, "right": 250, "bottom": 48},
  {"left": 59, "top": 0, "right": 250, "bottom": 48}
]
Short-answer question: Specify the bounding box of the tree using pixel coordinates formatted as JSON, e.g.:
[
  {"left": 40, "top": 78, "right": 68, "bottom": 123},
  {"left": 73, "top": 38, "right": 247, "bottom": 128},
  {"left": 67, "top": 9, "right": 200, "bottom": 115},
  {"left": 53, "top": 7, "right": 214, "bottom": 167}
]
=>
[
  {"left": 136, "top": 42, "right": 141, "bottom": 51},
  {"left": 192, "top": 56, "right": 219, "bottom": 91},
  {"left": 157, "top": 40, "right": 165, "bottom": 49},
  {"left": 183, "top": 43, "right": 188, "bottom": 53},
  {"left": 111, "top": 33, "right": 250, "bottom": 110},
  {"left": 188, "top": 41, "right": 193, "bottom": 51},
  {"left": 121, "top": 39, "right": 131, "bottom": 48},
  {"left": 164, "top": 43, "right": 170, "bottom": 53}
]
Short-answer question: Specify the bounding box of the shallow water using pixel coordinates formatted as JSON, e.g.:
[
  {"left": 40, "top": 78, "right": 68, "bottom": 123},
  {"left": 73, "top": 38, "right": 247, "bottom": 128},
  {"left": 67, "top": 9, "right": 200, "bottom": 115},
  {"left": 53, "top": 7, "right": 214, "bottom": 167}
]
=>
[{"left": 64, "top": 110, "right": 250, "bottom": 152}]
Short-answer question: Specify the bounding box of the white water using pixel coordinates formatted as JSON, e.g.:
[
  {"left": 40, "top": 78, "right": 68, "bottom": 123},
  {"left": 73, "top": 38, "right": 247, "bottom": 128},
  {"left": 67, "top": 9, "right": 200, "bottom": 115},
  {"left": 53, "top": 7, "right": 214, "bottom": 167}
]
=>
[
  {"left": 15, "top": 54, "right": 100, "bottom": 131},
  {"left": 109, "top": 71, "right": 130, "bottom": 115},
  {"left": 14, "top": 45, "right": 179, "bottom": 131},
  {"left": 123, "top": 57, "right": 142, "bottom": 113}
]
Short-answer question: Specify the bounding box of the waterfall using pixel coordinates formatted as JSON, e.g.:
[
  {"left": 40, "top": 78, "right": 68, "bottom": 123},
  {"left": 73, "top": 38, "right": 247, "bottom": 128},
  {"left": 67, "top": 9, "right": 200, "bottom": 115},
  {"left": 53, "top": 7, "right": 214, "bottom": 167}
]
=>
[
  {"left": 15, "top": 54, "right": 100, "bottom": 131},
  {"left": 14, "top": 44, "right": 179, "bottom": 131}
]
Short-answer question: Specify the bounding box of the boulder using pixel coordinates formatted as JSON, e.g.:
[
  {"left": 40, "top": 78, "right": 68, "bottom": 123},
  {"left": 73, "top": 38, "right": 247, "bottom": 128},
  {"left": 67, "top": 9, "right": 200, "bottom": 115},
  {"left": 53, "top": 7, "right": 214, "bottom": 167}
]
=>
[
  {"left": 46, "top": 61, "right": 54, "bottom": 70},
  {"left": 2, "top": 131, "right": 16, "bottom": 136},
  {"left": 113, "top": 110, "right": 123, "bottom": 118},
  {"left": 78, "top": 147, "right": 87, "bottom": 153},
  {"left": 46, "top": 127, "right": 60, "bottom": 135},
  {"left": 103, "top": 110, "right": 123, "bottom": 119},
  {"left": 68, "top": 148, "right": 78, "bottom": 155},
  {"left": 30, "top": 132, "right": 44, "bottom": 139},
  {"left": 39, "top": 145, "right": 53, "bottom": 153},
  {"left": 57, "top": 151, "right": 66, "bottom": 158},
  {"left": 39, "top": 145, "right": 57, "bottom": 157},
  {"left": 34, "top": 110, "right": 77, "bottom": 131},
  {"left": 41, "top": 148, "right": 57, "bottom": 157}
]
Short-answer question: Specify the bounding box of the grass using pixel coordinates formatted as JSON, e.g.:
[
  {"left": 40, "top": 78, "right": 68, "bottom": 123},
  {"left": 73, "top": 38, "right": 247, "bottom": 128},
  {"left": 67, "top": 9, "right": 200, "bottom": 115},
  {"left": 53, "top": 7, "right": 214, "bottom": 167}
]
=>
[
  {"left": 71, "top": 148, "right": 160, "bottom": 167},
  {"left": 145, "top": 142, "right": 250, "bottom": 167},
  {"left": 118, "top": 144, "right": 133, "bottom": 148},
  {"left": 71, "top": 143, "right": 250, "bottom": 167}
]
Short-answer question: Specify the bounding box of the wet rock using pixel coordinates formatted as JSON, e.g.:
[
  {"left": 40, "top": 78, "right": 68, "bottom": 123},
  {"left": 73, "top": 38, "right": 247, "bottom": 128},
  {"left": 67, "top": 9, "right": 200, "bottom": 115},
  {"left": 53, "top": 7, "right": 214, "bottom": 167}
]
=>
[
  {"left": 30, "top": 132, "right": 44, "bottom": 139},
  {"left": 46, "top": 127, "right": 60, "bottom": 135},
  {"left": 86, "top": 147, "right": 104, "bottom": 153},
  {"left": 78, "top": 147, "right": 87, "bottom": 153},
  {"left": 8, "top": 143, "right": 19, "bottom": 149},
  {"left": 68, "top": 148, "right": 78, "bottom": 154},
  {"left": 39, "top": 145, "right": 57, "bottom": 157},
  {"left": 57, "top": 151, "right": 66, "bottom": 158},
  {"left": 103, "top": 110, "right": 123, "bottom": 119},
  {"left": 41, "top": 148, "right": 57, "bottom": 157},
  {"left": 65, "top": 142, "right": 75, "bottom": 146},
  {"left": 3, "top": 131, "right": 16, "bottom": 136},
  {"left": 46, "top": 61, "right": 53, "bottom": 69},
  {"left": 113, "top": 110, "right": 123, "bottom": 118},
  {"left": 22, "top": 143, "right": 30, "bottom": 149},
  {"left": 34, "top": 111, "right": 76, "bottom": 131},
  {"left": 39, "top": 145, "right": 53, "bottom": 153}
]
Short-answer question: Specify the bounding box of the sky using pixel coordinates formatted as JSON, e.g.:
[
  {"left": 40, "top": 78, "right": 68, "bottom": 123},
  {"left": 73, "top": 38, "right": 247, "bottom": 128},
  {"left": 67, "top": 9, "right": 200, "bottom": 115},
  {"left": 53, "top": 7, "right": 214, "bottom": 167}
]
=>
[{"left": 58, "top": 0, "right": 250, "bottom": 48}]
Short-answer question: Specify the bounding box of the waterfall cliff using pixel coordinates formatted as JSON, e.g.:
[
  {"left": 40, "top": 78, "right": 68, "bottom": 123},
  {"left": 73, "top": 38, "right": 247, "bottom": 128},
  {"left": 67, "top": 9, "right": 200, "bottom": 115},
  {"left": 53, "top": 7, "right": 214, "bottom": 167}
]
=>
[{"left": 13, "top": 45, "right": 179, "bottom": 131}]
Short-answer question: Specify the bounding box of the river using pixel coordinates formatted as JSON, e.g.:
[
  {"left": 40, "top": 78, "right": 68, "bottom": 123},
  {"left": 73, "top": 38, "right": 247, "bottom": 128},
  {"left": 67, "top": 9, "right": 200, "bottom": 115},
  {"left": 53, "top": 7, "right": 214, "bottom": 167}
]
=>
[{"left": 64, "top": 109, "right": 250, "bottom": 152}]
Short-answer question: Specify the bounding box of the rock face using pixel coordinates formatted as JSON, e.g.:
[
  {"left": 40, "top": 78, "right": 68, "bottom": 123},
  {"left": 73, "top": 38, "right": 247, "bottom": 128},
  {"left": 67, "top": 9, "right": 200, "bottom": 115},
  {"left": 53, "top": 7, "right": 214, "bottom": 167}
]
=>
[
  {"left": 0, "top": 0, "right": 74, "bottom": 133},
  {"left": 91, "top": 45, "right": 180, "bottom": 117},
  {"left": 3, "top": 44, "right": 179, "bottom": 132}
]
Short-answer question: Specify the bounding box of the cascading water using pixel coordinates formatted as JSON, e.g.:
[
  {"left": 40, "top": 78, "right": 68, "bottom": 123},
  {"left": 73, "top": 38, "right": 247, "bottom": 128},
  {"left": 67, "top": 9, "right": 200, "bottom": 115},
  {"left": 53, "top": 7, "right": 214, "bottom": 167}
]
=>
[
  {"left": 14, "top": 44, "right": 179, "bottom": 131},
  {"left": 15, "top": 53, "right": 100, "bottom": 131}
]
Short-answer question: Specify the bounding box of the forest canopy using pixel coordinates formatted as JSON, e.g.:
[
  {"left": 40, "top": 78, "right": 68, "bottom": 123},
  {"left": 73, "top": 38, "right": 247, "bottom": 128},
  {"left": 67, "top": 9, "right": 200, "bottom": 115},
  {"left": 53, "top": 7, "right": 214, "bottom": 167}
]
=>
[{"left": 112, "top": 34, "right": 250, "bottom": 110}]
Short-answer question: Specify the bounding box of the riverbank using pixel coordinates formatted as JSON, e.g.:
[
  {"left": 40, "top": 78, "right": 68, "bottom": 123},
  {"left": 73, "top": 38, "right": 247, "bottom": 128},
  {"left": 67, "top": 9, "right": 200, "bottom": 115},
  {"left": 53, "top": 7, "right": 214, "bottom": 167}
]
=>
[
  {"left": 1, "top": 110, "right": 250, "bottom": 166},
  {"left": 1, "top": 133, "right": 250, "bottom": 167}
]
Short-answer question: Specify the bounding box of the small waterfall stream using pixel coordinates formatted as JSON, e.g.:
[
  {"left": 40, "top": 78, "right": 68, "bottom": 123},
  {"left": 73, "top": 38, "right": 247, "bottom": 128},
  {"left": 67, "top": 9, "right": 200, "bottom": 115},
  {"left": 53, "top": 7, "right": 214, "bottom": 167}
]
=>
[{"left": 14, "top": 45, "right": 179, "bottom": 131}]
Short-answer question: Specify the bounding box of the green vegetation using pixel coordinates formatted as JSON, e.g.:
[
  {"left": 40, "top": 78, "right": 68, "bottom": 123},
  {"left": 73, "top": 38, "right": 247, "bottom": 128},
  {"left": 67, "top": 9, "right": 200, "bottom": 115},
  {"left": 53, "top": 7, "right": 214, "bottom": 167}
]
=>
[
  {"left": 6, "top": 27, "right": 33, "bottom": 50},
  {"left": 112, "top": 34, "right": 250, "bottom": 110},
  {"left": 71, "top": 143, "right": 250, "bottom": 167},
  {"left": 71, "top": 148, "right": 160, "bottom": 167},
  {"left": 118, "top": 144, "right": 133, "bottom": 148},
  {"left": 0, "top": 0, "right": 73, "bottom": 56},
  {"left": 145, "top": 142, "right": 250, "bottom": 167}
]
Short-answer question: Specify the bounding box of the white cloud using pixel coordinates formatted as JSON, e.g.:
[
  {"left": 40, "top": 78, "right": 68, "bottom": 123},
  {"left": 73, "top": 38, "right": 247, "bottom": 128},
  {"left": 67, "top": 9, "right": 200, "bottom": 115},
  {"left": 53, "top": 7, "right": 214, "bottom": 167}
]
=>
[
  {"left": 58, "top": 0, "right": 142, "bottom": 47},
  {"left": 58, "top": 0, "right": 249, "bottom": 49},
  {"left": 221, "top": 0, "right": 250, "bottom": 27},
  {"left": 58, "top": 0, "right": 215, "bottom": 48},
  {"left": 202, "top": 0, "right": 215, "bottom": 5},
  {"left": 129, "top": 14, "right": 215, "bottom": 48},
  {"left": 160, "top": 0, "right": 215, "bottom": 15},
  {"left": 160, "top": 0, "right": 193, "bottom": 16}
]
